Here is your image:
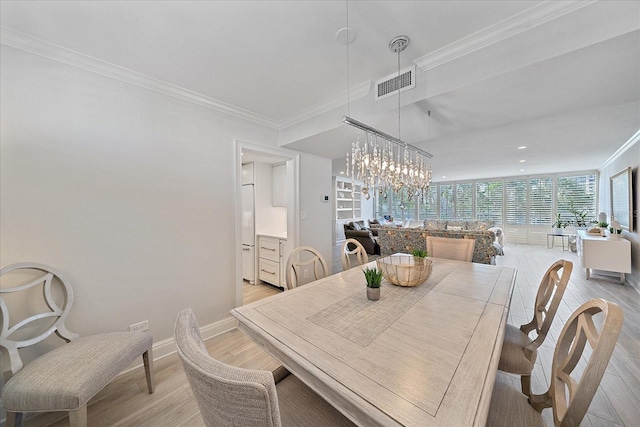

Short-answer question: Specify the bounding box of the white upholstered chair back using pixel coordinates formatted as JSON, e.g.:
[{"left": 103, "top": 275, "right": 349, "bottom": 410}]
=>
[
  {"left": 426, "top": 236, "right": 475, "bottom": 262},
  {"left": 175, "top": 308, "right": 282, "bottom": 427},
  {"left": 175, "top": 308, "right": 355, "bottom": 427}
]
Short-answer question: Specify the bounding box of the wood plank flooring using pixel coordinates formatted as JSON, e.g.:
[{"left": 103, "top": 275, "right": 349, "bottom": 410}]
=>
[{"left": 6, "top": 244, "right": 639, "bottom": 426}]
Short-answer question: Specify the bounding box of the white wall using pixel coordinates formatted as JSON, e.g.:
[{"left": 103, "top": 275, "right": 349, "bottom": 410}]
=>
[
  {"left": 598, "top": 135, "right": 639, "bottom": 289},
  {"left": 0, "top": 46, "right": 307, "bottom": 352},
  {"left": 298, "top": 154, "right": 333, "bottom": 272}
]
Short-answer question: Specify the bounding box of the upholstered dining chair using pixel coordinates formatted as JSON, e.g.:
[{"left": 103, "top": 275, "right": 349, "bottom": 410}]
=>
[
  {"left": 284, "top": 246, "right": 329, "bottom": 290},
  {"left": 488, "top": 298, "right": 623, "bottom": 427},
  {"left": 174, "top": 308, "right": 354, "bottom": 427},
  {"left": 340, "top": 238, "right": 369, "bottom": 270},
  {"left": 498, "top": 259, "right": 573, "bottom": 397},
  {"left": 426, "top": 236, "right": 475, "bottom": 262},
  {"left": 0, "top": 262, "right": 155, "bottom": 427}
]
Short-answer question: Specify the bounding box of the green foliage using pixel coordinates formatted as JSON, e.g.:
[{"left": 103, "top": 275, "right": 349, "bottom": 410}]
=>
[
  {"left": 552, "top": 213, "right": 567, "bottom": 229},
  {"left": 410, "top": 248, "right": 428, "bottom": 258},
  {"left": 597, "top": 221, "right": 609, "bottom": 228},
  {"left": 363, "top": 267, "right": 383, "bottom": 288},
  {"left": 568, "top": 201, "right": 595, "bottom": 227},
  {"left": 609, "top": 226, "right": 622, "bottom": 235}
]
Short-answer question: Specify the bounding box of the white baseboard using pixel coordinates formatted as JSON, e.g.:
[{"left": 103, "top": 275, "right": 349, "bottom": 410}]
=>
[{"left": 119, "top": 315, "right": 238, "bottom": 375}]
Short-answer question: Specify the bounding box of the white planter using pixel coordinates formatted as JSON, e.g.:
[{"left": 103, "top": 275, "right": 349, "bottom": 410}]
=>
[{"left": 552, "top": 228, "right": 564, "bottom": 235}]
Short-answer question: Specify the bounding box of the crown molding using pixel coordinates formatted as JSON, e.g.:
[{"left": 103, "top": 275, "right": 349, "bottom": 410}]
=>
[
  {"left": 601, "top": 129, "right": 640, "bottom": 170},
  {"left": 1, "top": 27, "right": 280, "bottom": 129},
  {"left": 279, "top": 81, "right": 371, "bottom": 129},
  {"left": 414, "top": 1, "right": 597, "bottom": 71}
]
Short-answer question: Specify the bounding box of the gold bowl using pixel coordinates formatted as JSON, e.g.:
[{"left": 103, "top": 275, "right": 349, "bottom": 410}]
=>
[{"left": 376, "top": 254, "right": 433, "bottom": 287}]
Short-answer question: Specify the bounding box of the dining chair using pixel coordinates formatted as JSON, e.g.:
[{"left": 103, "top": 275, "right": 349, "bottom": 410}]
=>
[
  {"left": 498, "top": 259, "right": 573, "bottom": 397},
  {"left": 426, "top": 236, "right": 475, "bottom": 262},
  {"left": 284, "top": 246, "right": 329, "bottom": 290},
  {"left": 174, "top": 308, "right": 354, "bottom": 427},
  {"left": 488, "top": 298, "right": 623, "bottom": 427},
  {"left": 340, "top": 238, "right": 369, "bottom": 270},
  {"left": 1, "top": 262, "right": 155, "bottom": 427}
]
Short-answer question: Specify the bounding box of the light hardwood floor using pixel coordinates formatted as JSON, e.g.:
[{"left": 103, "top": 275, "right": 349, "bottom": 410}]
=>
[{"left": 7, "top": 244, "right": 639, "bottom": 426}]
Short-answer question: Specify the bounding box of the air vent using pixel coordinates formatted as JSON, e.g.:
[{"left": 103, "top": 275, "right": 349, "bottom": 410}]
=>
[{"left": 375, "top": 65, "right": 416, "bottom": 101}]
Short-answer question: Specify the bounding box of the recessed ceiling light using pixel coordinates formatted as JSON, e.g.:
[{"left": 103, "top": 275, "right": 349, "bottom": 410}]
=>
[
  {"left": 519, "top": 160, "right": 526, "bottom": 163},
  {"left": 520, "top": 169, "right": 525, "bottom": 172},
  {"left": 340, "top": 171, "right": 345, "bottom": 175},
  {"left": 442, "top": 176, "right": 446, "bottom": 179},
  {"left": 518, "top": 146, "right": 527, "bottom": 150}
]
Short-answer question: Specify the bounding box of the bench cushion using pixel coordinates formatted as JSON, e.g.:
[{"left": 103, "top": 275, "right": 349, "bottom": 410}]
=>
[{"left": 2, "top": 332, "right": 152, "bottom": 411}]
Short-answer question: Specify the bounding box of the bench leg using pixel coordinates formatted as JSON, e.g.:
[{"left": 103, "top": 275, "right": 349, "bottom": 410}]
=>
[
  {"left": 69, "top": 405, "right": 87, "bottom": 427},
  {"left": 143, "top": 348, "right": 155, "bottom": 393},
  {"left": 5, "top": 411, "right": 22, "bottom": 427}
]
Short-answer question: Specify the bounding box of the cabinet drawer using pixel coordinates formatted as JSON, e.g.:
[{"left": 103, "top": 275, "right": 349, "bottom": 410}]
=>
[
  {"left": 259, "top": 237, "right": 280, "bottom": 262},
  {"left": 259, "top": 258, "right": 280, "bottom": 286}
]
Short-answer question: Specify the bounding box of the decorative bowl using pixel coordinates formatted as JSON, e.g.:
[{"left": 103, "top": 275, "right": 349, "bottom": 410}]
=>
[{"left": 376, "top": 254, "right": 433, "bottom": 287}]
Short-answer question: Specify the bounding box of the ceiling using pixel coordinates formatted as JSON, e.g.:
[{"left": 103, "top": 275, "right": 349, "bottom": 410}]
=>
[{"left": 1, "top": 1, "right": 638, "bottom": 182}]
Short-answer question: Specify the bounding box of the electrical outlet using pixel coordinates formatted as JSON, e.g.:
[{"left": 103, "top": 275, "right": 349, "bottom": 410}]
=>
[{"left": 129, "top": 320, "right": 149, "bottom": 332}]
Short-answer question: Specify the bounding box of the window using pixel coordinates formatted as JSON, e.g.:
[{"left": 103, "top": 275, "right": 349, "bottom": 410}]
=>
[
  {"left": 372, "top": 171, "right": 597, "bottom": 239},
  {"left": 375, "top": 188, "right": 414, "bottom": 221},
  {"left": 418, "top": 186, "right": 438, "bottom": 220},
  {"left": 455, "top": 183, "right": 473, "bottom": 220},
  {"left": 440, "top": 184, "right": 455, "bottom": 220},
  {"left": 528, "top": 177, "right": 553, "bottom": 225},
  {"left": 505, "top": 179, "right": 527, "bottom": 225},
  {"left": 557, "top": 174, "right": 597, "bottom": 226},
  {"left": 476, "top": 181, "right": 503, "bottom": 223}
]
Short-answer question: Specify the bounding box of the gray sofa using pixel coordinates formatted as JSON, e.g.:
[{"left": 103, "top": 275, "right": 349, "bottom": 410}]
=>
[{"left": 343, "top": 221, "right": 380, "bottom": 255}]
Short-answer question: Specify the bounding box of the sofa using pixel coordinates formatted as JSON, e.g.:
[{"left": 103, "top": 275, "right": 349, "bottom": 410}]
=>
[
  {"left": 343, "top": 221, "right": 380, "bottom": 255},
  {"left": 377, "top": 223, "right": 499, "bottom": 264}
]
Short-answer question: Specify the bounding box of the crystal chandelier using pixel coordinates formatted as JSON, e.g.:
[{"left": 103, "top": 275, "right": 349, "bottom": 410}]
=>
[{"left": 345, "top": 35, "right": 433, "bottom": 202}]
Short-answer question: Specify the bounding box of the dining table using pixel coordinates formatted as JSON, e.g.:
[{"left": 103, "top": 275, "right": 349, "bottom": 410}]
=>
[{"left": 231, "top": 255, "right": 517, "bottom": 426}]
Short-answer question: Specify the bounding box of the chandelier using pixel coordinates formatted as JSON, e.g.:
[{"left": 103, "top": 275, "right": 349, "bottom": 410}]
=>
[{"left": 345, "top": 35, "right": 433, "bottom": 202}]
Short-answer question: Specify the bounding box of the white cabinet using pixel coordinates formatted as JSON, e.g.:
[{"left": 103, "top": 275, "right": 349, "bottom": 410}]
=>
[
  {"left": 576, "top": 230, "right": 631, "bottom": 284},
  {"left": 272, "top": 163, "right": 287, "bottom": 207},
  {"left": 259, "top": 235, "right": 287, "bottom": 288}
]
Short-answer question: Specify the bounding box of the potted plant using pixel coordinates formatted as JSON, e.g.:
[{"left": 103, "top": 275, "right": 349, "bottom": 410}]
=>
[
  {"left": 596, "top": 221, "right": 608, "bottom": 235},
  {"left": 609, "top": 221, "right": 622, "bottom": 239},
  {"left": 410, "top": 248, "right": 428, "bottom": 264},
  {"left": 569, "top": 202, "right": 592, "bottom": 229},
  {"left": 363, "top": 267, "right": 383, "bottom": 301},
  {"left": 552, "top": 213, "right": 566, "bottom": 235}
]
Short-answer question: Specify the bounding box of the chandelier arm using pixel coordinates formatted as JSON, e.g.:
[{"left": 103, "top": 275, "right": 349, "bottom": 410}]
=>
[{"left": 342, "top": 116, "right": 433, "bottom": 158}]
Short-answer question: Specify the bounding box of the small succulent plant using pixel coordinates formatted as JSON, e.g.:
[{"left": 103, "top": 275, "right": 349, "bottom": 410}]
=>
[
  {"left": 363, "top": 267, "right": 383, "bottom": 288},
  {"left": 410, "top": 248, "right": 428, "bottom": 258}
]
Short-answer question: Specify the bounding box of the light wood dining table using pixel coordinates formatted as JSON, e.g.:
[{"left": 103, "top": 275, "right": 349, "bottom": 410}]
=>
[{"left": 231, "top": 256, "right": 517, "bottom": 426}]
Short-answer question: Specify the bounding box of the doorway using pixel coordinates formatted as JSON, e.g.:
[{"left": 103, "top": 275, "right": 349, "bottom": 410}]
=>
[{"left": 235, "top": 140, "right": 299, "bottom": 307}]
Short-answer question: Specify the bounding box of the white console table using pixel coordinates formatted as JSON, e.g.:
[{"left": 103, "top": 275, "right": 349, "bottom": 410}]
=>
[{"left": 576, "top": 230, "right": 631, "bottom": 284}]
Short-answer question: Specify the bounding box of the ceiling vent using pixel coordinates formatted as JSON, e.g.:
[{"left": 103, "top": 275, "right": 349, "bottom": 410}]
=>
[{"left": 375, "top": 65, "right": 416, "bottom": 101}]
